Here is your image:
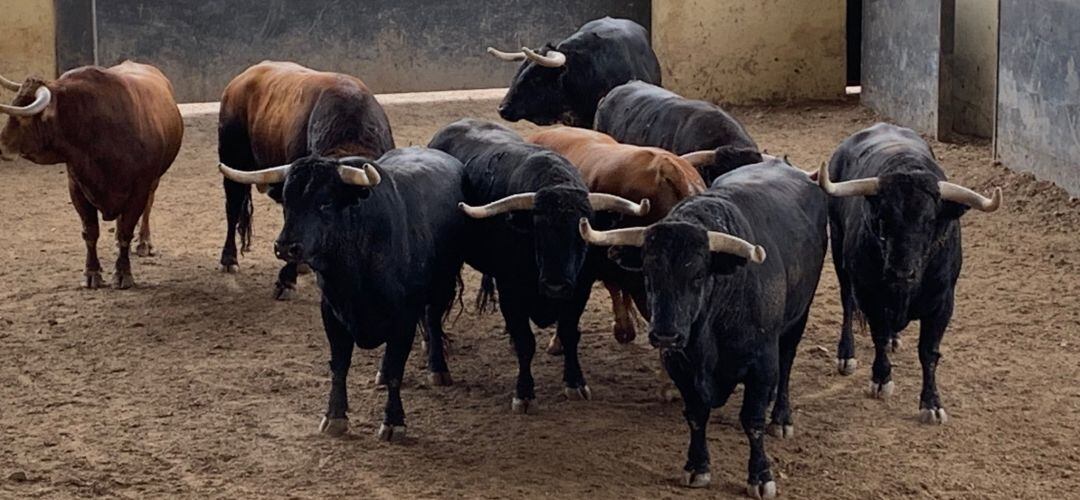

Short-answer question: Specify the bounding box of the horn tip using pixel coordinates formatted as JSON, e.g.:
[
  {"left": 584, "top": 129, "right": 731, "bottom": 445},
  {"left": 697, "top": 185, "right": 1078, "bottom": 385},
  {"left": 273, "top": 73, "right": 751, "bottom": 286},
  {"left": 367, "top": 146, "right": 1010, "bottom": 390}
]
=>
[
  {"left": 751, "top": 246, "right": 767, "bottom": 264},
  {"left": 638, "top": 199, "right": 651, "bottom": 216}
]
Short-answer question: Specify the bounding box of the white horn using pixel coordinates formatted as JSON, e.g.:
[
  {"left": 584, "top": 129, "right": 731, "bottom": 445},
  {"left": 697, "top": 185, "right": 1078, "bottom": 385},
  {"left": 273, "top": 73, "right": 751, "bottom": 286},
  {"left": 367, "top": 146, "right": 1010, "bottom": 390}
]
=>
[
  {"left": 338, "top": 162, "right": 381, "bottom": 187},
  {"left": 0, "top": 86, "right": 51, "bottom": 116},
  {"left": 0, "top": 74, "right": 21, "bottom": 91},
  {"left": 680, "top": 150, "right": 716, "bottom": 170},
  {"left": 939, "top": 182, "right": 1002, "bottom": 212},
  {"left": 218, "top": 162, "right": 291, "bottom": 185},
  {"left": 522, "top": 47, "right": 566, "bottom": 68},
  {"left": 588, "top": 193, "right": 650, "bottom": 216},
  {"left": 818, "top": 162, "right": 880, "bottom": 197},
  {"left": 707, "top": 231, "right": 766, "bottom": 263},
  {"left": 578, "top": 218, "right": 646, "bottom": 247},
  {"left": 459, "top": 192, "right": 536, "bottom": 218},
  {"left": 487, "top": 47, "right": 526, "bottom": 62}
]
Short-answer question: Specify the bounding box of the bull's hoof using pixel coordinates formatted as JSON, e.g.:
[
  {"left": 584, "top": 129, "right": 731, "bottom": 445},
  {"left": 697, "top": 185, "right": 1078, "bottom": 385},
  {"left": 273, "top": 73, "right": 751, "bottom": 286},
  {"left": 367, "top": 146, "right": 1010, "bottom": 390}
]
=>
[
  {"left": 866, "top": 380, "right": 895, "bottom": 399},
  {"left": 545, "top": 334, "right": 564, "bottom": 356},
  {"left": 564, "top": 385, "right": 592, "bottom": 401},
  {"left": 428, "top": 371, "right": 453, "bottom": 386},
  {"left": 682, "top": 470, "right": 711, "bottom": 488},
  {"left": 511, "top": 397, "right": 534, "bottom": 414},
  {"left": 836, "top": 358, "right": 858, "bottom": 376},
  {"left": 746, "top": 480, "right": 777, "bottom": 499},
  {"left": 612, "top": 321, "right": 636, "bottom": 344},
  {"left": 135, "top": 241, "right": 154, "bottom": 257},
  {"left": 377, "top": 423, "right": 406, "bottom": 442},
  {"left": 767, "top": 422, "right": 795, "bottom": 439},
  {"left": 890, "top": 337, "right": 903, "bottom": 353},
  {"left": 659, "top": 384, "right": 682, "bottom": 403},
  {"left": 114, "top": 272, "right": 134, "bottom": 290},
  {"left": 919, "top": 407, "right": 949, "bottom": 425},
  {"left": 296, "top": 262, "right": 312, "bottom": 275},
  {"left": 374, "top": 370, "right": 386, "bottom": 387},
  {"left": 318, "top": 416, "right": 349, "bottom": 436},
  {"left": 273, "top": 282, "right": 297, "bottom": 301},
  {"left": 83, "top": 271, "right": 104, "bottom": 290},
  {"left": 218, "top": 263, "right": 239, "bottom": 273}
]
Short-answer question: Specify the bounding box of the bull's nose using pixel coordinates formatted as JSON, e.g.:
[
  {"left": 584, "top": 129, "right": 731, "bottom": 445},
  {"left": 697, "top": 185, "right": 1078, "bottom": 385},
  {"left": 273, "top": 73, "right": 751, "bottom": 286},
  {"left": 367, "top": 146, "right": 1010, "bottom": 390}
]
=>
[
  {"left": 888, "top": 269, "right": 917, "bottom": 282},
  {"left": 649, "top": 331, "right": 682, "bottom": 349},
  {"left": 274, "top": 241, "right": 303, "bottom": 261},
  {"left": 540, "top": 280, "right": 573, "bottom": 299}
]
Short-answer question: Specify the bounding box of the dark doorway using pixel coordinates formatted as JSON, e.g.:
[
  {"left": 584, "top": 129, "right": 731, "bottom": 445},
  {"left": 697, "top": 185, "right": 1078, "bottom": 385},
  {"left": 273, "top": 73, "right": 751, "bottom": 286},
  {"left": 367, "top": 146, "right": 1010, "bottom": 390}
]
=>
[{"left": 847, "top": 0, "right": 862, "bottom": 86}]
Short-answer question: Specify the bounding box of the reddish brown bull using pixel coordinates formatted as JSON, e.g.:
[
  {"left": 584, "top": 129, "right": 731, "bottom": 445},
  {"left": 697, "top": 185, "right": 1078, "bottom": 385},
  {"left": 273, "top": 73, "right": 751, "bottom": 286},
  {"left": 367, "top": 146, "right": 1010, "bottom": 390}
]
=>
[
  {"left": 217, "top": 61, "right": 394, "bottom": 299},
  {"left": 0, "top": 61, "right": 183, "bottom": 289},
  {"left": 529, "top": 127, "right": 706, "bottom": 352}
]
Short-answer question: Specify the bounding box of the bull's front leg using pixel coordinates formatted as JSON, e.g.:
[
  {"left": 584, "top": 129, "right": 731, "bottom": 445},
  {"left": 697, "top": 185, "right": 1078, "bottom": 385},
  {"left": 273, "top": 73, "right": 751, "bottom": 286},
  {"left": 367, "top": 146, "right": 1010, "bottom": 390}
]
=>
[
  {"left": 605, "top": 281, "right": 637, "bottom": 344},
  {"left": 68, "top": 183, "right": 103, "bottom": 289},
  {"left": 499, "top": 288, "right": 536, "bottom": 414},
  {"left": 319, "top": 300, "right": 353, "bottom": 436},
  {"left": 377, "top": 323, "right": 415, "bottom": 442},
  {"left": 662, "top": 351, "right": 712, "bottom": 488},
  {"left": 917, "top": 297, "right": 953, "bottom": 424},
  {"left": 742, "top": 364, "right": 778, "bottom": 499},
  {"left": 557, "top": 284, "right": 593, "bottom": 400},
  {"left": 867, "top": 317, "right": 896, "bottom": 399},
  {"left": 135, "top": 179, "right": 160, "bottom": 257}
]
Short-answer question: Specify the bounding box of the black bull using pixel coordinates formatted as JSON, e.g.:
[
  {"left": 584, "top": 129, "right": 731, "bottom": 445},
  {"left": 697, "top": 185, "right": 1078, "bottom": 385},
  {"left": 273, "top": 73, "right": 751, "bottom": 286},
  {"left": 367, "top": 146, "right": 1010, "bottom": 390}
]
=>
[
  {"left": 490, "top": 17, "right": 661, "bottom": 128},
  {"left": 428, "top": 118, "right": 648, "bottom": 412},
  {"left": 821, "top": 123, "right": 1002, "bottom": 425},
  {"left": 582, "top": 160, "right": 828, "bottom": 496},
  {"left": 219, "top": 147, "right": 468, "bottom": 441},
  {"left": 595, "top": 80, "right": 763, "bottom": 185}
]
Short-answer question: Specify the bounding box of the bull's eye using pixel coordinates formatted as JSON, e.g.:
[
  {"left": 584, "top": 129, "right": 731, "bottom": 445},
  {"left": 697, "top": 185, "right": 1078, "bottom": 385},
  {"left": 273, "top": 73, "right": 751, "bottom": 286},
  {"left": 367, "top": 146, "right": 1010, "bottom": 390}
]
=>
[{"left": 318, "top": 202, "right": 334, "bottom": 213}]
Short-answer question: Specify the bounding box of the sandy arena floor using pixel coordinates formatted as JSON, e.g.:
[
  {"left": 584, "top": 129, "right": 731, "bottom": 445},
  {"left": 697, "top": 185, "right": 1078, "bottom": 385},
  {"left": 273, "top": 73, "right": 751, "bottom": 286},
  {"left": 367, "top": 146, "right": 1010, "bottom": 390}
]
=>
[{"left": 1, "top": 93, "right": 1078, "bottom": 499}]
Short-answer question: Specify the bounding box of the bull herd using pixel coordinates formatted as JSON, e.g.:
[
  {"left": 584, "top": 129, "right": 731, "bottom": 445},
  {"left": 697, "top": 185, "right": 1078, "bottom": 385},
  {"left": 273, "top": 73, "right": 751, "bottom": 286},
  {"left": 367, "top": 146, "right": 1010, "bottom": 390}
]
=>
[{"left": 0, "top": 17, "right": 1004, "bottom": 498}]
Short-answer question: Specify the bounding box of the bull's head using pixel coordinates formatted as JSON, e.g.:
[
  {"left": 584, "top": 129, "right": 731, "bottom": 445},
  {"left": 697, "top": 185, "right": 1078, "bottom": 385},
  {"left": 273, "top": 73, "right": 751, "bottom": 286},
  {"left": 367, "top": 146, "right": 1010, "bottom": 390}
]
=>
[
  {"left": 488, "top": 45, "right": 572, "bottom": 126},
  {"left": 0, "top": 75, "right": 59, "bottom": 164},
  {"left": 580, "top": 218, "right": 765, "bottom": 350},
  {"left": 680, "top": 146, "right": 765, "bottom": 185},
  {"left": 817, "top": 162, "right": 1001, "bottom": 295},
  {"left": 218, "top": 156, "right": 381, "bottom": 270},
  {"left": 460, "top": 185, "right": 649, "bottom": 300}
]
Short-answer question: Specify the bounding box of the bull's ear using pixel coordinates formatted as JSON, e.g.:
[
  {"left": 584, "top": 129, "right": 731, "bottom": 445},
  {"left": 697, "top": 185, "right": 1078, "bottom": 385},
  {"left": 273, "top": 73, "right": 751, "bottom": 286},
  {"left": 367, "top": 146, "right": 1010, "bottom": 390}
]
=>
[
  {"left": 939, "top": 200, "right": 970, "bottom": 220},
  {"left": 709, "top": 252, "right": 746, "bottom": 275},
  {"left": 607, "top": 246, "right": 642, "bottom": 272}
]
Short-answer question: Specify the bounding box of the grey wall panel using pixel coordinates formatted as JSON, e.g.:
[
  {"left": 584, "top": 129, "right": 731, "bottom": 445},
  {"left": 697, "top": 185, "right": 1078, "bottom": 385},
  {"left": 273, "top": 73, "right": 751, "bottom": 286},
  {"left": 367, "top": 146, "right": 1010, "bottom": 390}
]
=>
[
  {"left": 861, "top": 0, "right": 941, "bottom": 136},
  {"left": 71, "top": 0, "right": 649, "bottom": 102},
  {"left": 997, "top": 0, "right": 1080, "bottom": 195},
  {"left": 54, "top": 0, "right": 95, "bottom": 73}
]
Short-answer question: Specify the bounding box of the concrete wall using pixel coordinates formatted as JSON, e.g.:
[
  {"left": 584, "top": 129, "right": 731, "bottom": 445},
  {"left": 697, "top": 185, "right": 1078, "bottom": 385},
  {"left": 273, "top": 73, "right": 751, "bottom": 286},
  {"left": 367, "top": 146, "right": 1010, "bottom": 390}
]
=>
[
  {"left": 56, "top": 0, "right": 649, "bottom": 103},
  {"left": 997, "top": 0, "right": 1080, "bottom": 196},
  {"left": 939, "top": 0, "right": 998, "bottom": 139},
  {"left": 861, "top": 0, "right": 942, "bottom": 136},
  {"left": 651, "top": 0, "right": 846, "bottom": 104},
  {"left": 0, "top": 0, "right": 56, "bottom": 82}
]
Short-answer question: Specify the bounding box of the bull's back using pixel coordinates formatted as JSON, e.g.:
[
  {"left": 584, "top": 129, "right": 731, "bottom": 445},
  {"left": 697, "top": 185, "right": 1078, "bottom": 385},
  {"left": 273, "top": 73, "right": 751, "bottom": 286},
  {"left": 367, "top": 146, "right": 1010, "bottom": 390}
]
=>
[{"left": 109, "top": 62, "right": 183, "bottom": 172}]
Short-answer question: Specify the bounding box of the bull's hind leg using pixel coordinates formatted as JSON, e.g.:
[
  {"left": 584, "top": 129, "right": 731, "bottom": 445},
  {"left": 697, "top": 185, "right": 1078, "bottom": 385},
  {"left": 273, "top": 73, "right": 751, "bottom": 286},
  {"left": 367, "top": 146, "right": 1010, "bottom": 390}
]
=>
[
  {"left": 273, "top": 262, "right": 299, "bottom": 300},
  {"left": 833, "top": 229, "right": 859, "bottom": 375},
  {"left": 607, "top": 281, "right": 637, "bottom": 344},
  {"left": 220, "top": 178, "right": 250, "bottom": 273},
  {"left": 69, "top": 183, "right": 103, "bottom": 289},
  {"left": 917, "top": 297, "right": 953, "bottom": 425},
  {"left": 423, "top": 280, "right": 457, "bottom": 386},
  {"left": 769, "top": 313, "right": 809, "bottom": 439},
  {"left": 135, "top": 179, "right": 160, "bottom": 257},
  {"left": 319, "top": 299, "right": 353, "bottom": 436},
  {"left": 378, "top": 322, "right": 415, "bottom": 442},
  {"left": 557, "top": 281, "right": 593, "bottom": 400}
]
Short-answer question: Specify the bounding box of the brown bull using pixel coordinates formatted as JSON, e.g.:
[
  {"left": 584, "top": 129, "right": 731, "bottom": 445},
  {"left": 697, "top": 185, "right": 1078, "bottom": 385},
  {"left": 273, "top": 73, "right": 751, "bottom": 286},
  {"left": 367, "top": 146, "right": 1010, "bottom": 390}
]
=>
[
  {"left": 217, "top": 61, "right": 394, "bottom": 299},
  {"left": 529, "top": 127, "right": 706, "bottom": 352},
  {"left": 0, "top": 61, "right": 183, "bottom": 289}
]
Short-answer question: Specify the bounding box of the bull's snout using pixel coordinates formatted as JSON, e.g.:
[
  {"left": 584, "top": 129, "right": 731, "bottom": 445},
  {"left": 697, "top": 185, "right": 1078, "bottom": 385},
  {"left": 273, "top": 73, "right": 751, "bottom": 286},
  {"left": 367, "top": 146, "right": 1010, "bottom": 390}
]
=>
[
  {"left": 274, "top": 241, "right": 304, "bottom": 262},
  {"left": 497, "top": 103, "right": 518, "bottom": 122},
  {"left": 886, "top": 267, "right": 918, "bottom": 283},
  {"left": 539, "top": 279, "right": 574, "bottom": 299},
  {"left": 649, "top": 330, "right": 684, "bottom": 350}
]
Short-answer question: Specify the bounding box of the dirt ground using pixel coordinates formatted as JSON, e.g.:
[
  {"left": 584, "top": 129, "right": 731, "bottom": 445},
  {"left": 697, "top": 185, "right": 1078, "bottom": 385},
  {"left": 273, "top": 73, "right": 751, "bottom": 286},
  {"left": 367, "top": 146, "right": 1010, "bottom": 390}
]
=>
[{"left": 1, "top": 94, "right": 1078, "bottom": 499}]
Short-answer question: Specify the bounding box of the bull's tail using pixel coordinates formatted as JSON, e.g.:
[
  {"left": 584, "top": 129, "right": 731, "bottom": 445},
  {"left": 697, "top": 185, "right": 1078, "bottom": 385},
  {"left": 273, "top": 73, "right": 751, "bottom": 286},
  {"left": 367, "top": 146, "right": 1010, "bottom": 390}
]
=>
[{"left": 474, "top": 274, "right": 498, "bottom": 314}]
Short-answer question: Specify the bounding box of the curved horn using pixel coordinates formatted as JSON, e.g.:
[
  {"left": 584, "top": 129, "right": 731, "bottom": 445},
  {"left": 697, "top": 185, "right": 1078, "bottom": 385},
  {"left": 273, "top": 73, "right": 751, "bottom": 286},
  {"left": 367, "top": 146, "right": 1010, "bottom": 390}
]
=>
[
  {"left": 680, "top": 150, "right": 716, "bottom": 169},
  {"left": 522, "top": 47, "right": 566, "bottom": 68},
  {"left": 337, "top": 163, "right": 381, "bottom": 187},
  {"left": 818, "top": 162, "right": 880, "bottom": 197},
  {"left": 0, "top": 86, "right": 51, "bottom": 116},
  {"left": 707, "top": 231, "right": 766, "bottom": 263},
  {"left": 0, "top": 74, "right": 21, "bottom": 91},
  {"left": 487, "top": 47, "right": 526, "bottom": 62},
  {"left": 218, "top": 162, "right": 291, "bottom": 185},
  {"left": 588, "top": 193, "right": 650, "bottom": 216},
  {"left": 938, "top": 182, "right": 1002, "bottom": 212},
  {"left": 578, "top": 218, "right": 646, "bottom": 247},
  {"left": 459, "top": 192, "right": 536, "bottom": 218}
]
